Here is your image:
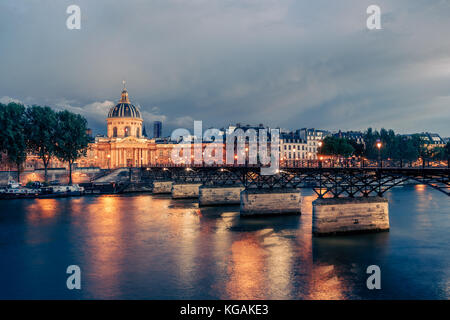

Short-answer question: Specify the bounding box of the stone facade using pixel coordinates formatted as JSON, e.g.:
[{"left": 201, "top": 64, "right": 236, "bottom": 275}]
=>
[{"left": 0, "top": 168, "right": 101, "bottom": 185}]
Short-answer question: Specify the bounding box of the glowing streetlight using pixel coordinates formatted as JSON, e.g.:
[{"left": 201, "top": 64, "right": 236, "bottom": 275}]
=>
[{"left": 376, "top": 140, "right": 382, "bottom": 168}]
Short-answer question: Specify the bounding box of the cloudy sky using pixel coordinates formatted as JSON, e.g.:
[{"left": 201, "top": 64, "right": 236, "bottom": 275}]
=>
[{"left": 1, "top": 0, "right": 450, "bottom": 136}]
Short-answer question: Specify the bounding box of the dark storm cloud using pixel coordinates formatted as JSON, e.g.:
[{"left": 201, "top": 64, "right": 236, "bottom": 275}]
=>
[{"left": 0, "top": 0, "right": 449, "bottom": 136}]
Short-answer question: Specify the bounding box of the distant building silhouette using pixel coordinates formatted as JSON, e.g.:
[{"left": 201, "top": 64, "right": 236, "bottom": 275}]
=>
[
  {"left": 153, "top": 121, "right": 162, "bottom": 138},
  {"left": 142, "top": 125, "right": 148, "bottom": 137}
]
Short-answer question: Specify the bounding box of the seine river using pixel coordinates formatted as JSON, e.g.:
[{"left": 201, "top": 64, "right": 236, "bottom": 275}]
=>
[{"left": 0, "top": 186, "right": 449, "bottom": 299}]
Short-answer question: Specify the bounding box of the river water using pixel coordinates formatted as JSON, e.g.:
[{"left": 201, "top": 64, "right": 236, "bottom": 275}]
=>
[{"left": 0, "top": 185, "right": 449, "bottom": 299}]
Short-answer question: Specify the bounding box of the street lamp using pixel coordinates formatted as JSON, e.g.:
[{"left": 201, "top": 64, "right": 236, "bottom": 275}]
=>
[
  {"left": 107, "top": 154, "right": 111, "bottom": 170},
  {"left": 376, "top": 140, "right": 382, "bottom": 168},
  {"left": 318, "top": 141, "right": 323, "bottom": 168}
]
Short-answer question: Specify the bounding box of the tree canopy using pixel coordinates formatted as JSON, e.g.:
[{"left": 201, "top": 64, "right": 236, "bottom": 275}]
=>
[
  {"left": 54, "top": 110, "right": 90, "bottom": 185},
  {"left": 25, "top": 105, "right": 58, "bottom": 181},
  {"left": 319, "top": 136, "right": 355, "bottom": 158},
  {"left": 318, "top": 128, "right": 447, "bottom": 163},
  {"left": 363, "top": 128, "right": 421, "bottom": 161},
  {"left": 0, "top": 103, "right": 27, "bottom": 181},
  {"left": 1, "top": 103, "right": 90, "bottom": 184}
]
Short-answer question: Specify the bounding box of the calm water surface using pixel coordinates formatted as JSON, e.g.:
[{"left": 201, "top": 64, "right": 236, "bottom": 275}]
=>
[{"left": 0, "top": 186, "right": 449, "bottom": 299}]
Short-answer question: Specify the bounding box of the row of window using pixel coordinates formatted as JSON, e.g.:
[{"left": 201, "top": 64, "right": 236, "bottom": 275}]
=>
[
  {"left": 283, "top": 152, "right": 316, "bottom": 159},
  {"left": 108, "top": 121, "right": 140, "bottom": 125},
  {"left": 112, "top": 127, "right": 141, "bottom": 138},
  {"left": 281, "top": 144, "right": 317, "bottom": 152},
  {"left": 282, "top": 144, "right": 307, "bottom": 151}
]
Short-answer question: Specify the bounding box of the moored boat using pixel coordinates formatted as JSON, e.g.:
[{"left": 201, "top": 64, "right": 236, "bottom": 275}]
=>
[
  {"left": 0, "top": 183, "right": 84, "bottom": 200},
  {"left": 38, "top": 184, "right": 84, "bottom": 198},
  {"left": 0, "top": 187, "right": 39, "bottom": 199}
]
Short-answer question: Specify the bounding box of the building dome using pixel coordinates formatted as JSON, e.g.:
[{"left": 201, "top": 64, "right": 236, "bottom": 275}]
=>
[
  {"left": 107, "top": 88, "right": 141, "bottom": 119},
  {"left": 107, "top": 84, "right": 144, "bottom": 139}
]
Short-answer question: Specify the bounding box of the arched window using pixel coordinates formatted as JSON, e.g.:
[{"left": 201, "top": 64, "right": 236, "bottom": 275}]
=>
[
  {"left": 124, "top": 126, "right": 130, "bottom": 137},
  {"left": 113, "top": 127, "right": 118, "bottom": 137},
  {"left": 136, "top": 127, "right": 140, "bottom": 138}
]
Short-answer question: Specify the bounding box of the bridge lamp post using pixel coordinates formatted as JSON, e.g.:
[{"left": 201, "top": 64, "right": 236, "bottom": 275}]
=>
[
  {"left": 245, "top": 147, "right": 249, "bottom": 166},
  {"left": 376, "top": 140, "right": 382, "bottom": 168},
  {"left": 107, "top": 154, "right": 111, "bottom": 170},
  {"left": 318, "top": 141, "right": 323, "bottom": 168}
]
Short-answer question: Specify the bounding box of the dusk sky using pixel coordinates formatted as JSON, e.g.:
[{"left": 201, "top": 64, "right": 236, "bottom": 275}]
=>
[{"left": 1, "top": 0, "right": 450, "bottom": 136}]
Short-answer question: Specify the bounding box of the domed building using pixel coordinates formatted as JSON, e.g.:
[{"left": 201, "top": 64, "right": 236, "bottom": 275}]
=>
[
  {"left": 81, "top": 85, "right": 158, "bottom": 169},
  {"left": 107, "top": 88, "right": 143, "bottom": 139}
]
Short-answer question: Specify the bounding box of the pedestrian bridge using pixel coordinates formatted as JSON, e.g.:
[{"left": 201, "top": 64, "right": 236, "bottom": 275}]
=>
[
  {"left": 140, "top": 163, "right": 450, "bottom": 197},
  {"left": 103, "top": 162, "right": 449, "bottom": 235}
]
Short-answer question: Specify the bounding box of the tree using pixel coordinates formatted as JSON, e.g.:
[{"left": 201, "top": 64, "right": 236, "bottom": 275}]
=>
[
  {"left": 54, "top": 110, "right": 90, "bottom": 185},
  {"left": 348, "top": 139, "right": 365, "bottom": 157},
  {"left": 397, "top": 135, "right": 420, "bottom": 162},
  {"left": 429, "top": 143, "right": 450, "bottom": 161},
  {"left": 362, "top": 128, "right": 422, "bottom": 162},
  {"left": 363, "top": 128, "right": 378, "bottom": 160},
  {"left": 25, "top": 105, "right": 58, "bottom": 182},
  {"left": 0, "top": 103, "right": 27, "bottom": 182},
  {"left": 430, "top": 147, "right": 446, "bottom": 160},
  {"left": 320, "top": 136, "right": 355, "bottom": 158}
]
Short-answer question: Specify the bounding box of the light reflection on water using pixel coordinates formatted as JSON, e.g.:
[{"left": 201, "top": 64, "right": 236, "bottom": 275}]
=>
[{"left": 0, "top": 186, "right": 449, "bottom": 299}]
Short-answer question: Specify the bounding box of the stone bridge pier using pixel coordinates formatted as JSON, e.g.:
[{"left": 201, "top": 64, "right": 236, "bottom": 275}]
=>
[
  {"left": 240, "top": 188, "right": 302, "bottom": 216},
  {"left": 312, "top": 197, "right": 390, "bottom": 236},
  {"left": 198, "top": 185, "right": 244, "bottom": 206},
  {"left": 152, "top": 181, "right": 173, "bottom": 194},
  {"left": 172, "top": 183, "right": 203, "bottom": 199}
]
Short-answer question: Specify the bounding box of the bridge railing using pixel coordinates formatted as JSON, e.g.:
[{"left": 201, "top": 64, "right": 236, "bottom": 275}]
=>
[
  {"left": 141, "top": 159, "right": 449, "bottom": 169},
  {"left": 280, "top": 159, "right": 449, "bottom": 169}
]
